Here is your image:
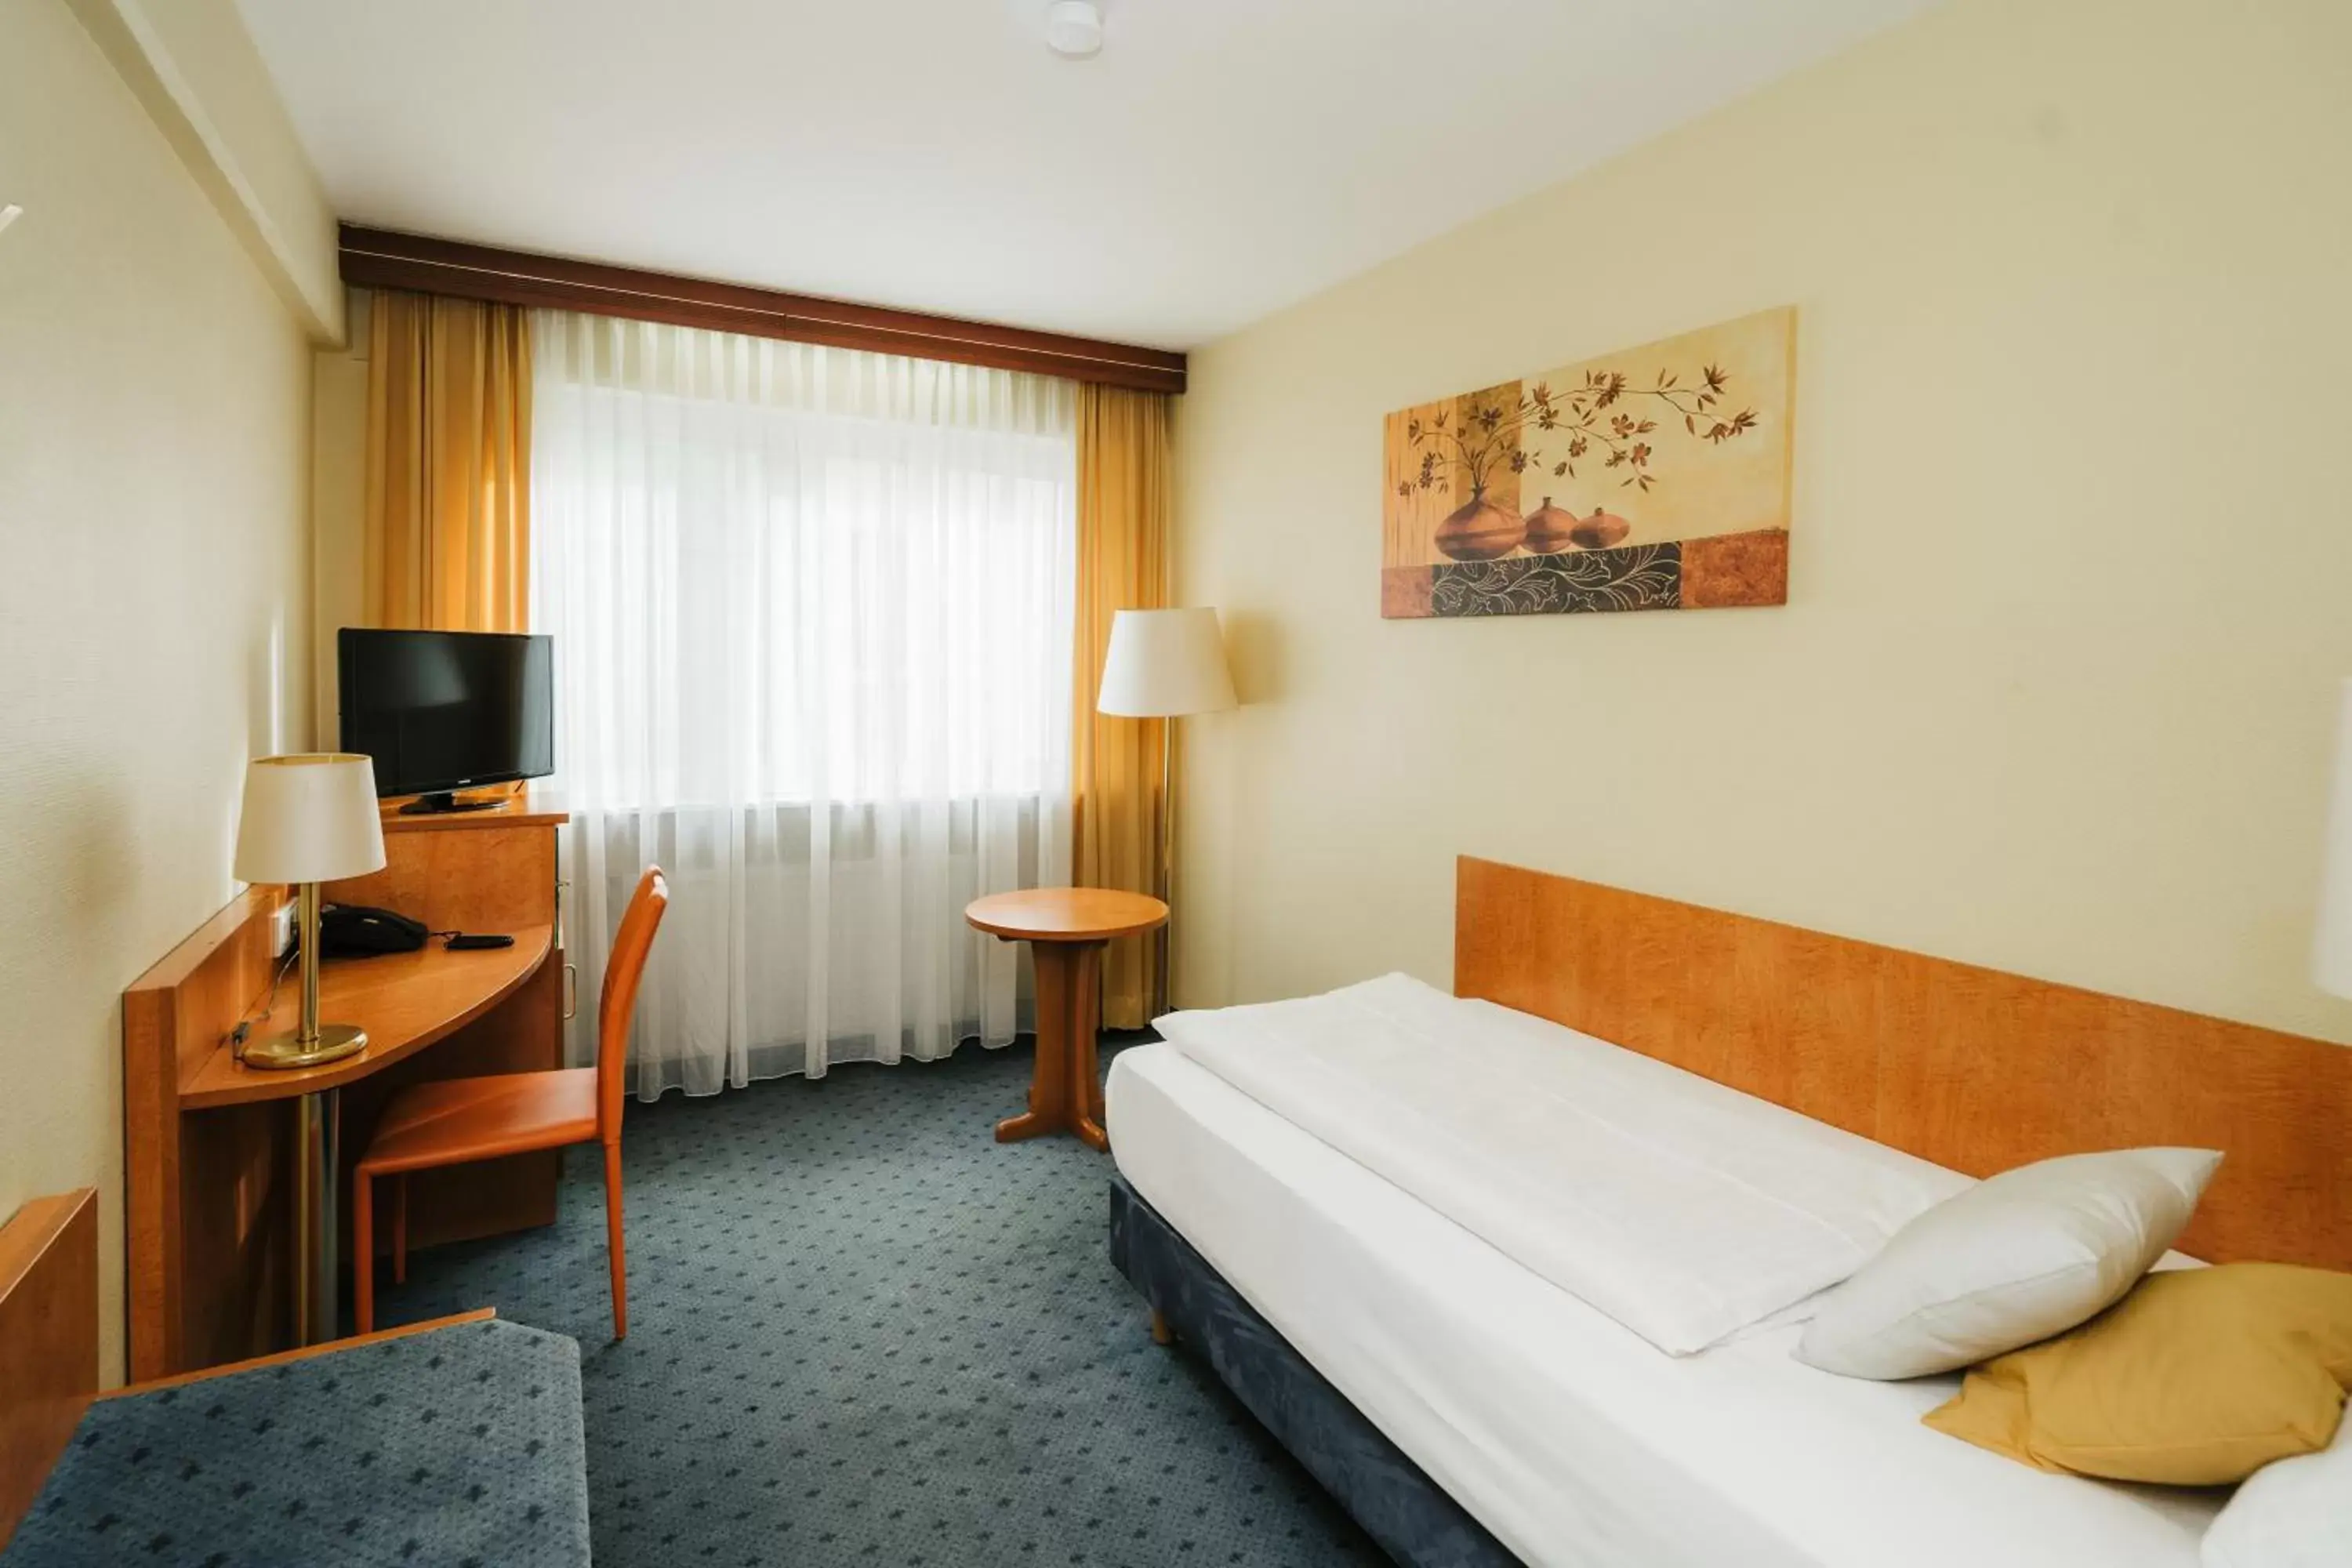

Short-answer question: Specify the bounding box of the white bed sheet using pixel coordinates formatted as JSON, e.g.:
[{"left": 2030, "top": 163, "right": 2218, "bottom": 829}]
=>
[
  {"left": 1157, "top": 975, "right": 1969, "bottom": 1353},
  {"left": 1106, "top": 1040, "right": 2222, "bottom": 1568}
]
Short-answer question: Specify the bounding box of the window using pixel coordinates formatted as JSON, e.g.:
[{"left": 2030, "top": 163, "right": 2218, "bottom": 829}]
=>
[{"left": 532, "top": 312, "right": 1075, "bottom": 1093}]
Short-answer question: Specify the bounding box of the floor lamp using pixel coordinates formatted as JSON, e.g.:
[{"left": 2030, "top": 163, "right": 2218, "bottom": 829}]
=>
[{"left": 1096, "top": 608, "right": 1237, "bottom": 1018}]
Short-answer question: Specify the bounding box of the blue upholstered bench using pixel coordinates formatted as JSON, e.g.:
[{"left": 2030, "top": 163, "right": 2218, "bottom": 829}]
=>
[{"left": 4, "top": 1316, "right": 590, "bottom": 1568}]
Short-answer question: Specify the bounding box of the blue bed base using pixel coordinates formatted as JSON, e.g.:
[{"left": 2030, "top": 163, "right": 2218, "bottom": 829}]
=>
[{"left": 1108, "top": 1174, "right": 1522, "bottom": 1568}]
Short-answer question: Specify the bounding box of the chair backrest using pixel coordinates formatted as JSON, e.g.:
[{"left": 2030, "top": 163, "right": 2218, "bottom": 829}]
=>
[{"left": 596, "top": 867, "right": 670, "bottom": 1141}]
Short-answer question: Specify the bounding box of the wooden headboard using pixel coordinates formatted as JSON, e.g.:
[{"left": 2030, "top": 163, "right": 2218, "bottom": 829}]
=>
[
  {"left": 0, "top": 1189, "right": 97, "bottom": 1549},
  {"left": 1454, "top": 858, "right": 2352, "bottom": 1270}
]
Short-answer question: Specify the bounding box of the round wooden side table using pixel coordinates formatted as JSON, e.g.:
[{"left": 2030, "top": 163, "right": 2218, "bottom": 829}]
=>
[{"left": 965, "top": 887, "right": 1168, "bottom": 1152}]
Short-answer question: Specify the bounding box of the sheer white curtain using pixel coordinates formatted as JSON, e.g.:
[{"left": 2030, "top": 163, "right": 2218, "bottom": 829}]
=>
[{"left": 531, "top": 311, "right": 1076, "bottom": 1098}]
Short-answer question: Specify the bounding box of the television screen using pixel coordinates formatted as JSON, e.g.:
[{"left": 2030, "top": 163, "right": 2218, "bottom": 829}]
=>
[{"left": 338, "top": 629, "right": 554, "bottom": 800}]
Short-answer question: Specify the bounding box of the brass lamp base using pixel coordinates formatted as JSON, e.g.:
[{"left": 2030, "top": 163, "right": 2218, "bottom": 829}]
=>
[{"left": 244, "top": 1022, "right": 369, "bottom": 1071}]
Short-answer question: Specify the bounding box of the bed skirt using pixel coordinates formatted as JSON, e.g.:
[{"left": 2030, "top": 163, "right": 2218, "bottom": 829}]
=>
[{"left": 1107, "top": 1174, "right": 1522, "bottom": 1568}]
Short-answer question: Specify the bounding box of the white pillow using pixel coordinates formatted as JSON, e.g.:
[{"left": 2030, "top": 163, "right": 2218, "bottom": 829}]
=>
[
  {"left": 2204, "top": 1415, "right": 2352, "bottom": 1568},
  {"left": 1794, "top": 1146, "right": 2221, "bottom": 1379}
]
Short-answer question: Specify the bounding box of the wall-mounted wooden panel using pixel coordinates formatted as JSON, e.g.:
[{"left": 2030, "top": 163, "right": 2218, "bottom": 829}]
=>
[
  {"left": 1454, "top": 856, "right": 2352, "bottom": 1269},
  {"left": 122, "top": 885, "right": 285, "bottom": 1379}
]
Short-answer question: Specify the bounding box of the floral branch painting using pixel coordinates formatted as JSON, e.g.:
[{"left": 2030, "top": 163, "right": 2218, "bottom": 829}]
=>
[
  {"left": 1404, "top": 363, "right": 1752, "bottom": 499},
  {"left": 1381, "top": 307, "right": 1795, "bottom": 620}
]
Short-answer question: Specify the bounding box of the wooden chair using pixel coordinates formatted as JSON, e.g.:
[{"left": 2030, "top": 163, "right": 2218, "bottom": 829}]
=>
[{"left": 354, "top": 868, "right": 669, "bottom": 1339}]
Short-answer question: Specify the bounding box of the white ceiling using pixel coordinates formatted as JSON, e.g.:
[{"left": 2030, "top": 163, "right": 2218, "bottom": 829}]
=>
[{"left": 235, "top": 0, "right": 1936, "bottom": 350}]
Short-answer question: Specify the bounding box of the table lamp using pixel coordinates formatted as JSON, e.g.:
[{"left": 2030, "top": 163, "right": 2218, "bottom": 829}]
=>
[
  {"left": 1096, "top": 608, "right": 1238, "bottom": 1014},
  {"left": 233, "top": 753, "right": 388, "bottom": 1069}
]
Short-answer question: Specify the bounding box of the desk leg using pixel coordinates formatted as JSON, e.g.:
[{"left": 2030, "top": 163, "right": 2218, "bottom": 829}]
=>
[{"left": 292, "top": 1089, "right": 339, "bottom": 1346}]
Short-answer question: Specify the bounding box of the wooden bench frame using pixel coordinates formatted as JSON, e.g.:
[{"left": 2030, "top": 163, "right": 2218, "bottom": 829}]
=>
[{"left": 0, "top": 1185, "right": 487, "bottom": 1547}]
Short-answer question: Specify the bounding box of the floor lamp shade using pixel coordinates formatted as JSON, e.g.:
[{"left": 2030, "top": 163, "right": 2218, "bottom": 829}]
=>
[
  {"left": 1096, "top": 608, "right": 1237, "bottom": 718},
  {"left": 2316, "top": 681, "right": 2352, "bottom": 999},
  {"left": 234, "top": 753, "right": 388, "bottom": 885}
]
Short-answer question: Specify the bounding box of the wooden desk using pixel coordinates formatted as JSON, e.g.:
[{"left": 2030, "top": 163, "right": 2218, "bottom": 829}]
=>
[
  {"left": 181, "top": 929, "right": 553, "bottom": 1109},
  {"left": 966, "top": 888, "right": 1167, "bottom": 1152},
  {"left": 124, "top": 793, "right": 568, "bottom": 1379}
]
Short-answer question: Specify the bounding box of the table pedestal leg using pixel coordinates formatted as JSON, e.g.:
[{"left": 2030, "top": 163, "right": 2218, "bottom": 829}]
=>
[
  {"left": 996, "top": 939, "right": 1109, "bottom": 1152},
  {"left": 1069, "top": 940, "right": 1108, "bottom": 1151},
  {"left": 292, "top": 1087, "right": 341, "bottom": 1345}
]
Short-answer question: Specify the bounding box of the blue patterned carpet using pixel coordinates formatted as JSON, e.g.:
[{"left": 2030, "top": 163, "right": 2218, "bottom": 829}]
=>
[{"left": 369, "top": 1038, "right": 1382, "bottom": 1568}]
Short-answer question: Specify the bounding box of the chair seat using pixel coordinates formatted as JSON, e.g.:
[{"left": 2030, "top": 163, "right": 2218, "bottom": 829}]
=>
[{"left": 360, "top": 1068, "right": 601, "bottom": 1177}]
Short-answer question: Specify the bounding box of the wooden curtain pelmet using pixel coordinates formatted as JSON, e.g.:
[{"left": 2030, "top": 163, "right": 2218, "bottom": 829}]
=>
[{"left": 340, "top": 226, "right": 1188, "bottom": 395}]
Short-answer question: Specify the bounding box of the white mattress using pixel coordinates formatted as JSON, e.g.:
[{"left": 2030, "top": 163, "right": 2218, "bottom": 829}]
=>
[
  {"left": 1106, "top": 1040, "right": 2222, "bottom": 1568},
  {"left": 1156, "top": 975, "right": 1971, "bottom": 1354}
]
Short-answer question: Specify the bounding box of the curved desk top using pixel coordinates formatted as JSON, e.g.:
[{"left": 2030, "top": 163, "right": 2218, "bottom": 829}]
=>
[{"left": 182, "top": 926, "right": 554, "bottom": 1109}]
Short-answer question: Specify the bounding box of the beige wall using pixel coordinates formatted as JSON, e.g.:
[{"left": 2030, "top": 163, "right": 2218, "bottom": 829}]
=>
[
  {"left": 63, "top": 0, "right": 345, "bottom": 339},
  {"left": 314, "top": 288, "right": 370, "bottom": 740},
  {"left": 0, "top": 0, "right": 321, "bottom": 1379},
  {"left": 1172, "top": 0, "right": 2352, "bottom": 1046}
]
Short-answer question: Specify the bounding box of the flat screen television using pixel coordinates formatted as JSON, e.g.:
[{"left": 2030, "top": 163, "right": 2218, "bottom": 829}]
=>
[{"left": 338, "top": 628, "right": 554, "bottom": 814}]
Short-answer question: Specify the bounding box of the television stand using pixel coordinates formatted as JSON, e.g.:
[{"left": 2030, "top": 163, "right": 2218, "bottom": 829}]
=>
[{"left": 397, "top": 790, "right": 508, "bottom": 816}]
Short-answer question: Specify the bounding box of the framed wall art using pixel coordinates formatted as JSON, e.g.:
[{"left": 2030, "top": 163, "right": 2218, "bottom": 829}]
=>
[{"left": 1381, "top": 307, "right": 1795, "bottom": 619}]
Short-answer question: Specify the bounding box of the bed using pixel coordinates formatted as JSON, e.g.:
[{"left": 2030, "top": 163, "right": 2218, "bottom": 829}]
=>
[{"left": 1105, "top": 857, "right": 2352, "bottom": 1568}]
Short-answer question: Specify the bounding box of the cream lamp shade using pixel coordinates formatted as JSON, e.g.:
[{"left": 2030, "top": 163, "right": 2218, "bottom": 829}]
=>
[
  {"left": 232, "top": 753, "right": 388, "bottom": 885},
  {"left": 1097, "top": 608, "right": 1237, "bottom": 718}
]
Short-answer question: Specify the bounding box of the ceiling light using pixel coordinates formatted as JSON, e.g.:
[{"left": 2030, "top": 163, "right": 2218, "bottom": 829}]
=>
[{"left": 1045, "top": 1, "right": 1103, "bottom": 59}]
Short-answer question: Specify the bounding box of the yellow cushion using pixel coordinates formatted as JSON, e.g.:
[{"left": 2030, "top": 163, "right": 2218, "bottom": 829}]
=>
[{"left": 1922, "top": 1262, "right": 2352, "bottom": 1486}]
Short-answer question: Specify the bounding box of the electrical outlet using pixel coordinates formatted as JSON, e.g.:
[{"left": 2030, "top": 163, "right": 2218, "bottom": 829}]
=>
[{"left": 268, "top": 898, "right": 298, "bottom": 958}]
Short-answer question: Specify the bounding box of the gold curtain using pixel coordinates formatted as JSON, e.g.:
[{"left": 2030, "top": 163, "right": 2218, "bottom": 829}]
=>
[
  {"left": 1072, "top": 384, "right": 1173, "bottom": 1029},
  {"left": 363, "top": 291, "right": 533, "bottom": 632}
]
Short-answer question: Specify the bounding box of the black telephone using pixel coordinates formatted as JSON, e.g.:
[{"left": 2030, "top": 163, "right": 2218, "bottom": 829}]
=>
[{"left": 317, "top": 904, "right": 429, "bottom": 958}]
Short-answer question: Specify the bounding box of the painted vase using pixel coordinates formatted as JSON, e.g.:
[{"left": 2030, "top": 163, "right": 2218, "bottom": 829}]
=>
[
  {"left": 1569, "top": 506, "right": 1631, "bottom": 550},
  {"left": 1521, "top": 497, "right": 1579, "bottom": 554},
  {"left": 1434, "top": 492, "right": 1525, "bottom": 561}
]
